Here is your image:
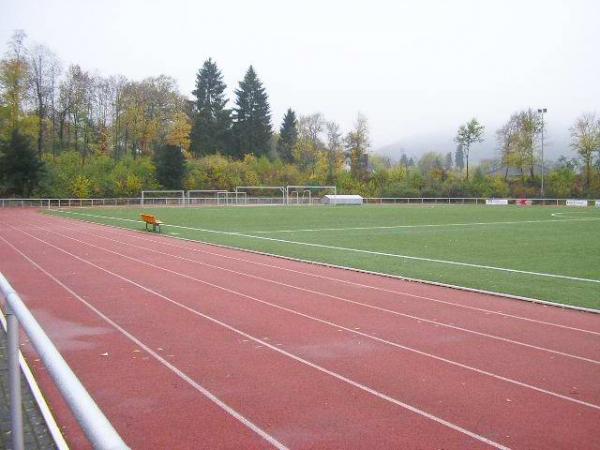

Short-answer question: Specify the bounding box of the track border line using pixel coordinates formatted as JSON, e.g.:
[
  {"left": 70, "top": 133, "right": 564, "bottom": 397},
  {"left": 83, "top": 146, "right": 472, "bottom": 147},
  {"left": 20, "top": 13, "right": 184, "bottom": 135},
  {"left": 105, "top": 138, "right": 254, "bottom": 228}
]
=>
[{"left": 47, "top": 209, "right": 600, "bottom": 315}]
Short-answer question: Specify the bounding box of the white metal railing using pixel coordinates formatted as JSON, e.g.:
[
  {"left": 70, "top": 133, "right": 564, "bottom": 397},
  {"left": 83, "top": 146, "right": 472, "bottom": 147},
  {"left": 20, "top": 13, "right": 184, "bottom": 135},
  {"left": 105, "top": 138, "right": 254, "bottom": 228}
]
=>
[
  {"left": 362, "top": 197, "right": 599, "bottom": 206},
  {"left": 0, "top": 273, "right": 129, "bottom": 450},
  {"left": 1, "top": 196, "right": 599, "bottom": 208}
]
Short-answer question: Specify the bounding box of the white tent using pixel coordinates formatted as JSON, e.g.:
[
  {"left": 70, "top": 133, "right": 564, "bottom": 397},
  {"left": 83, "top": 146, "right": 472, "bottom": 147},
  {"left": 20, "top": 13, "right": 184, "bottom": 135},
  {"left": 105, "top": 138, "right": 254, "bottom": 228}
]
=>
[{"left": 321, "top": 194, "right": 363, "bottom": 205}]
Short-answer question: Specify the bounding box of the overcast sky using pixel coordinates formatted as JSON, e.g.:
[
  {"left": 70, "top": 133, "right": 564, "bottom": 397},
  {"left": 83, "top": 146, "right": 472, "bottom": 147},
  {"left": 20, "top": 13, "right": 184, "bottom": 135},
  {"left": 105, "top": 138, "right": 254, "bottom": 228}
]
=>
[{"left": 1, "top": 0, "right": 599, "bottom": 157}]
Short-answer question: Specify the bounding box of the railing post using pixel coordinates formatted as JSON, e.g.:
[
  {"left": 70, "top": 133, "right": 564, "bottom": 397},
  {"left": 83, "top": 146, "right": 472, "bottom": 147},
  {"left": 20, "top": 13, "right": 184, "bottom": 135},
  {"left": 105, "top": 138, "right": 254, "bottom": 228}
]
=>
[{"left": 7, "top": 305, "right": 25, "bottom": 450}]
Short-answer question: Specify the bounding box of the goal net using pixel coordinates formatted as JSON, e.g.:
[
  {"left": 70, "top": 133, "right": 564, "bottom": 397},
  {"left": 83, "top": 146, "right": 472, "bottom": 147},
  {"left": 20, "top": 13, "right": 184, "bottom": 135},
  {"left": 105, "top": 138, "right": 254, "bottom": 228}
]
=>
[
  {"left": 187, "top": 190, "right": 228, "bottom": 206},
  {"left": 235, "top": 186, "right": 286, "bottom": 205},
  {"left": 216, "top": 191, "right": 247, "bottom": 206},
  {"left": 141, "top": 190, "right": 185, "bottom": 206},
  {"left": 286, "top": 185, "right": 337, "bottom": 205}
]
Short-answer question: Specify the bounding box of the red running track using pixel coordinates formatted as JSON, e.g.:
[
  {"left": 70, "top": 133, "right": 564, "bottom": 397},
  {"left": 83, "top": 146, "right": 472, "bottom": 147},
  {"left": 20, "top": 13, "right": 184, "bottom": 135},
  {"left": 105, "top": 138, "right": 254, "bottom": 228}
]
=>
[{"left": 0, "top": 209, "right": 599, "bottom": 449}]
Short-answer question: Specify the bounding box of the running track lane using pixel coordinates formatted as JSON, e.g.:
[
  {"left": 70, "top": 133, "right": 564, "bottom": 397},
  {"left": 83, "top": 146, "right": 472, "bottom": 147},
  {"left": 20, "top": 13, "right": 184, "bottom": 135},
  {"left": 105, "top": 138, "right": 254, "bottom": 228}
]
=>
[
  {"left": 0, "top": 210, "right": 597, "bottom": 449},
  {"left": 17, "top": 217, "right": 600, "bottom": 442},
  {"left": 46, "top": 218, "right": 600, "bottom": 406}
]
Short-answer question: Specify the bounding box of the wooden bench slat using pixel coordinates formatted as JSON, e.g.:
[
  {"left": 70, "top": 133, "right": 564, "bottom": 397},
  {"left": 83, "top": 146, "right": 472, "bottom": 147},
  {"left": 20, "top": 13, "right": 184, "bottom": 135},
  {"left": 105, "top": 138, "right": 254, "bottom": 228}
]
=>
[{"left": 140, "top": 214, "right": 164, "bottom": 232}]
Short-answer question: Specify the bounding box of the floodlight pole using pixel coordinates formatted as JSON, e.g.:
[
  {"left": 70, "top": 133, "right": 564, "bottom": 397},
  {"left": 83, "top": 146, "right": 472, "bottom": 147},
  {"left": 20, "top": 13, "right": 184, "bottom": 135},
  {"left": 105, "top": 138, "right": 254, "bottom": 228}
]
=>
[{"left": 537, "top": 108, "right": 547, "bottom": 198}]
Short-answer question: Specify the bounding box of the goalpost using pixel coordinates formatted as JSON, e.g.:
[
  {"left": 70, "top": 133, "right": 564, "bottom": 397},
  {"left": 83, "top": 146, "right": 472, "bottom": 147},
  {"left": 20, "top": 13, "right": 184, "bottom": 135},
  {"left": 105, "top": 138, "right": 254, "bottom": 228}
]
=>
[
  {"left": 235, "top": 186, "right": 286, "bottom": 205},
  {"left": 141, "top": 190, "right": 185, "bottom": 206},
  {"left": 187, "top": 189, "right": 227, "bottom": 206},
  {"left": 285, "top": 185, "right": 337, "bottom": 205},
  {"left": 216, "top": 191, "right": 248, "bottom": 206}
]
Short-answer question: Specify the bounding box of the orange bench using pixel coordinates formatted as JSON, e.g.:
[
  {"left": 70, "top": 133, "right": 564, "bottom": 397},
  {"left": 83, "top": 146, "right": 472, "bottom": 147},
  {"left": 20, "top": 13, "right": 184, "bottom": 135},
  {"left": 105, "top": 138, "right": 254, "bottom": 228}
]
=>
[{"left": 140, "top": 214, "right": 164, "bottom": 232}]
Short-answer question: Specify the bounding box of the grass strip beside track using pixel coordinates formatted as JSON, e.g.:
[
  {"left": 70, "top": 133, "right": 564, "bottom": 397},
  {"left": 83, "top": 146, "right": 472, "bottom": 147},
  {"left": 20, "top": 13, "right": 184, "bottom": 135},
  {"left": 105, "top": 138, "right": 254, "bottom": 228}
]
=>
[{"left": 47, "top": 206, "right": 600, "bottom": 309}]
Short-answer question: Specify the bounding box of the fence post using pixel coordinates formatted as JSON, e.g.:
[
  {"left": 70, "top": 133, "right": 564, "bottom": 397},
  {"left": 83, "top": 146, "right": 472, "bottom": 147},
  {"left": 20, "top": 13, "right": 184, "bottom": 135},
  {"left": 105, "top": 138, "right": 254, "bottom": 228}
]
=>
[{"left": 7, "top": 305, "right": 25, "bottom": 450}]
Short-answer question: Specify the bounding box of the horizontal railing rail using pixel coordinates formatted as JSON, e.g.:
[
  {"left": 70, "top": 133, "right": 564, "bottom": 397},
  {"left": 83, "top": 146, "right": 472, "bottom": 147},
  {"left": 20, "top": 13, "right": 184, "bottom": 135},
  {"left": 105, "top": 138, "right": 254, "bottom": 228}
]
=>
[
  {"left": 1, "top": 196, "right": 599, "bottom": 208},
  {"left": 0, "top": 273, "right": 129, "bottom": 450}
]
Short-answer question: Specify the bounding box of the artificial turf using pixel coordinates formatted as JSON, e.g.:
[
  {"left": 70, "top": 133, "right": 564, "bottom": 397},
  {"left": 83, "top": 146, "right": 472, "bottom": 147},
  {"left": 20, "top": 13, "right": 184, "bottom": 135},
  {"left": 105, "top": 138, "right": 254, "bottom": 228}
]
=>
[{"left": 47, "top": 205, "right": 600, "bottom": 309}]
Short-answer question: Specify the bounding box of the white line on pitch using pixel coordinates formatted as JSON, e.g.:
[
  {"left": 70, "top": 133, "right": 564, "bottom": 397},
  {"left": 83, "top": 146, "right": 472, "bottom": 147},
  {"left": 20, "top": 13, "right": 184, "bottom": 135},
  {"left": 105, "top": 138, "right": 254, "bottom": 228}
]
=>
[
  {"left": 6, "top": 225, "right": 510, "bottom": 450},
  {"left": 252, "top": 217, "right": 600, "bottom": 233},
  {"left": 50, "top": 209, "right": 600, "bottom": 285},
  {"left": 0, "top": 234, "right": 288, "bottom": 450}
]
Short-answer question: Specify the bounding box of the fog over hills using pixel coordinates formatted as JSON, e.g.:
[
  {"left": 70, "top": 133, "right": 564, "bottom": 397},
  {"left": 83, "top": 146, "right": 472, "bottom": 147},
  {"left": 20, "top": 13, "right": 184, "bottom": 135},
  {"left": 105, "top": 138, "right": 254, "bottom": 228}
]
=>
[{"left": 375, "top": 125, "right": 572, "bottom": 165}]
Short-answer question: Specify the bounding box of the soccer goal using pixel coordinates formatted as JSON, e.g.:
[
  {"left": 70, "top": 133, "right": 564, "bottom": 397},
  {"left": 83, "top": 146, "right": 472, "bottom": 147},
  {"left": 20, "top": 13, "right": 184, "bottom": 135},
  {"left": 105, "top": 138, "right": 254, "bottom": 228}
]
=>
[
  {"left": 235, "top": 186, "right": 286, "bottom": 206},
  {"left": 187, "top": 190, "right": 228, "bottom": 206},
  {"left": 286, "top": 185, "right": 337, "bottom": 205},
  {"left": 141, "top": 190, "right": 185, "bottom": 206},
  {"left": 215, "top": 191, "right": 248, "bottom": 206}
]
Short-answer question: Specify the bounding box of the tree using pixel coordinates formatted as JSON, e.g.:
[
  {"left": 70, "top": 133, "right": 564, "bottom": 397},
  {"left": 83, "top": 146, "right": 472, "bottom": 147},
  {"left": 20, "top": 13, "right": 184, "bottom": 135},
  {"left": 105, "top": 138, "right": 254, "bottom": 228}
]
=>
[
  {"left": 110, "top": 75, "right": 128, "bottom": 158},
  {"left": 345, "top": 113, "right": 370, "bottom": 181},
  {"left": 496, "top": 114, "right": 519, "bottom": 179},
  {"left": 418, "top": 152, "right": 445, "bottom": 180},
  {"left": 154, "top": 144, "right": 186, "bottom": 189},
  {"left": 119, "top": 75, "right": 183, "bottom": 158},
  {"left": 60, "top": 64, "right": 94, "bottom": 158},
  {"left": 0, "top": 31, "right": 29, "bottom": 130},
  {"left": 514, "top": 109, "right": 542, "bottom": 180},
  {"left": 295, "top": 113, "right": 324, "bottom": 173},
  {"left": 0, "top": 128, "right": 44, "bottom": 196},
  {"left": 454, "top": 118, "right": 484, "bottom": 179},
  {"left": 570, "top": 113, "right": 600, "bottom": 191},
  {"left": 190, "top": 58, "right": 231, "bottom": 157},
  {"left": 276, "top": 108, "right": 297, "bottom": 163},
  {"left": 232, "top": 66, "right": 272, "bottom": 157},
  {"left": 497, "top": 110, "right": 542, "bottom": 182},
  {"left": 325, "top": 121, "right": 343, "bottom": 183},
  {"left": 167, "top": 111, "right": 192, "bottom": 152},
  {"left": 400, "top": 153, "right": 409, "bottom": 169},
  {"left": 444, "top": 152, "right": 453, "bottom": 171},
  {"left": 455, "top": 144, "right": 464, "bottom": 171},
  {"left": 29, "top": 44, "right": 61, "bottom": 156}
]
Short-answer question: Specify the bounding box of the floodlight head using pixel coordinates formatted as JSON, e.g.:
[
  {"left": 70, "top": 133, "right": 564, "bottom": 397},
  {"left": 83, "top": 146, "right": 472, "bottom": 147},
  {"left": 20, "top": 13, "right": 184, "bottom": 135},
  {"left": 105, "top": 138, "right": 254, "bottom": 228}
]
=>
[{"left": 537, "top": 108, "right": 548, "bottom": 113}]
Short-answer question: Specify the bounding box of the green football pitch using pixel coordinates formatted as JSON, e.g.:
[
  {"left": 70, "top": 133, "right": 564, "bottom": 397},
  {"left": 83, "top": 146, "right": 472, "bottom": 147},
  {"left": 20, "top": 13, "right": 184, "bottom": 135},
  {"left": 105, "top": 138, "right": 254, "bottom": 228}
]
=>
[{"left": 48, "top": 205, "right": 600, "bottom": 310}]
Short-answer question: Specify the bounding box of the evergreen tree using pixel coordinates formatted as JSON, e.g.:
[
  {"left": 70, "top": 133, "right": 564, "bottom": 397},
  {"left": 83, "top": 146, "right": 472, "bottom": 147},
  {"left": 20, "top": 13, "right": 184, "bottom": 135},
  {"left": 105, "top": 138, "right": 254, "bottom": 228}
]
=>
[
  {"left": 276, "top": 108, "right": 297, "bottom": 163},
  {"left": 400, "top": 153, "right": 409, "bottom": 169},
  {"left": 0, "top": 128, "right": 44, "bottom": 197},
  {"left": 232, "top": 66, "right": 272, "bottom": 157},
  {"left": 455, "top": 144, "right": 465, "bottom": 171},
  {"left": 154, "top": 144, "right": 186, "bottom": 189},
  {"left": 444, "top": 152, "right": 453, "bottom": 171},
  {"left": 190, "top": 58, "right": 231, "bottom": 157}
]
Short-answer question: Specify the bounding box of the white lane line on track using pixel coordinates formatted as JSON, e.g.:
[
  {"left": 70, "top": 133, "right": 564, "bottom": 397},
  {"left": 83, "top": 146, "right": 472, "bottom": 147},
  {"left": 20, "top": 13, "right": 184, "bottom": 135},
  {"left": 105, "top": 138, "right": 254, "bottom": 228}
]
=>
[
  {"left": 53, "top": 221, "right": 600, "bottom": 365},
  {"left": 0, "top": 234, "right": 289, "bottom": 450},
  {"left": 54, "top": 216, "right": 600, "bottom": 336},
  {"left": 251, "top": 216, "right": 600, "bottom": 233},
  {"left": 25, "top": 222, "right": 600, "bottom": 411},
  {"left": 4, "top": 224, "right": 511, "bottom": 450},
  {"left": 49, "top": 210, "right": 600, "bottom": 285}
]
